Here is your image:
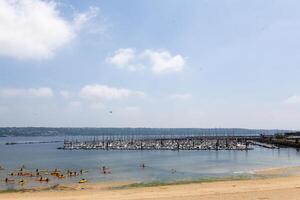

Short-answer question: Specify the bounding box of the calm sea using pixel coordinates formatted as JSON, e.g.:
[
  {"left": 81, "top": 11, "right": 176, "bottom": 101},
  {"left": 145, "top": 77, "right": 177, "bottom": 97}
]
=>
[{"left": 1, "top": 135, "right": 300, "bottom": 190}]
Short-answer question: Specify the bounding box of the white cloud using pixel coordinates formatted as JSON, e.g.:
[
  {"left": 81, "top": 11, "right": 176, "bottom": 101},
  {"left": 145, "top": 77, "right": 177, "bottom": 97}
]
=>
[
  {"left": 107, "top": 48, "right": 185, "bottom": 73},
  {"left": 73, "top": 6, "right": 99, "bottom": 31},
  {"left": 79, "top": 84, "right": 145, "bottom": 100},
  {"left": 27, "top": 87, "right": 53, "bottom": 97},
  {"left": 283, "top": 95, "right": 300, "bottom": 104},
  {"left": 144, "top": 50, "right": 185, "bottom": 73},
  {"left": 106, "top": 48, "right": 144, "bottom": 71},
  {"left": 106, "top": 48, "right": 135, "bottom": 68},
  {"left": 0, "top": 87, "right": 53, "bottom": 97},
  {"left": 169, "top": 93, "right": 192, "bottom": 100},
  {"left": 0, "top": 0, "right": 98, "bottom": 60}
]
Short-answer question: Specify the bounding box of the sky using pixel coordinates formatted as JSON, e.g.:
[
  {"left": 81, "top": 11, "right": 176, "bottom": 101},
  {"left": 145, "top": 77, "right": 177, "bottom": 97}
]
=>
[{"left": 0, "top": 0, "right": 300, "bottom": 129}]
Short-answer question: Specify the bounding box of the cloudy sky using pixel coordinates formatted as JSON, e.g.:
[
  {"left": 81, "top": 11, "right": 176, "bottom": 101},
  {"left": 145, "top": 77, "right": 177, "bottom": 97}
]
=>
[{"left": 0, "top": 0, "right": 300, "bottom": 129}]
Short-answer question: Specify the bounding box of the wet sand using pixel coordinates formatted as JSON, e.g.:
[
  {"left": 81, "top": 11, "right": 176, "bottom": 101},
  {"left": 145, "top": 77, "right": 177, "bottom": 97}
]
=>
[{"left": 1, "top": 167, "right": 300, "bottom": 200}]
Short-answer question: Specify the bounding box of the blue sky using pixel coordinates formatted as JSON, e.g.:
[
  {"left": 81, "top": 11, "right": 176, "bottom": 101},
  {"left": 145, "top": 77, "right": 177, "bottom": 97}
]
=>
[{"left": 0, "top": 0, "right": 300, "bottom": 129}]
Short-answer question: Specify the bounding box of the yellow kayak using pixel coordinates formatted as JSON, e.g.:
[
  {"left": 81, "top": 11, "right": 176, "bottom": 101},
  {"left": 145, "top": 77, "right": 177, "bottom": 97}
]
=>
[
  {"left": 19, "top": 179, "right": 27, "bottom": 184},
  {"left": 79, "top": 179, "right": 87, "bottom": 183},
  {"left": 58, "top": 174, "right": 65, "bottom": 179}
]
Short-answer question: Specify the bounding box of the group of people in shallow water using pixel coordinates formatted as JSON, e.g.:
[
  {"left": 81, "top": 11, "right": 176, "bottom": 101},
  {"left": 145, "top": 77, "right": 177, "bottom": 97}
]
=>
[
  {"left": 2, "top": 163, "right": 177, "bottom": 185},
  {"left": 4, "top": 167, "right": 52, "bottom": 184},
  {"left": 2, "top": 165, "right": 113, "bottom": 185},
  {"left": 2, "top": 166, "right": 88, "bottom": 185}
]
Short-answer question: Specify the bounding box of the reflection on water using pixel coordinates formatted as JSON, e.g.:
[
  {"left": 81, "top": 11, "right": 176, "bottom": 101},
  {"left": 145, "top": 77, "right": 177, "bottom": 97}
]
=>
[{"left": 1, "top": 136, "right": 300, "bottom": 190}]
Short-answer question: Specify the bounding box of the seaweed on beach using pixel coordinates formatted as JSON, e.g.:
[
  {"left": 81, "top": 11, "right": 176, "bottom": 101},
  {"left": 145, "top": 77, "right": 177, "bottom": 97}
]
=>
[
  {"left": 0, "top": 189, "right": 20, "bottom": 194},
  {"left": 0, "top": 184, "right": 75, "bottom": 194},
  {"left": 117, "top": 172, "right": 291, "bottom": 189},
  {"left": 112, "top": 175, "right": 254, "bottom": 189}
]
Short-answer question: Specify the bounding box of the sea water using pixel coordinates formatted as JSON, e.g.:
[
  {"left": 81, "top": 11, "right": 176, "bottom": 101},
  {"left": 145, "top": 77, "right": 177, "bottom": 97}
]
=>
[{"left": 1, "top": 136, "right": 300, "bottom": 190}]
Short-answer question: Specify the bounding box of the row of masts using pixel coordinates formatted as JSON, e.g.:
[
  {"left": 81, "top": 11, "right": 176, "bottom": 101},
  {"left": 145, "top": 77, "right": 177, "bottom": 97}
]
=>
[{"left": 60, "top": 135, "right": 254, "bottom": 151}]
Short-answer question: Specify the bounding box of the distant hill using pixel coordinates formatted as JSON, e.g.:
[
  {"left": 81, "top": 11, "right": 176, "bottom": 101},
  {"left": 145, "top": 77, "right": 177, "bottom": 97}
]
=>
[{"left": 0, "top": 127, "right": 290, "bottom": 137}]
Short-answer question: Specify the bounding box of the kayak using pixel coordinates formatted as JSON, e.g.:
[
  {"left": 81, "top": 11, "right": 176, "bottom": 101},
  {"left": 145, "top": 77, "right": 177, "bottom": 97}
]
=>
[
  {"left": 36, "top": 178, "right": 49, "bottom": 182},
  {"left": 57, "top": 174, "right": 65, "bottom": 179},
  {"left": 19, "top": 179, "right": 27, "bottom": 184},
  {"left": 51, "top": 172, "right": 60, "bottom": 176},
  {"left": 79, "top": 179, "right": 87, "bottom": 183},
  {"left": 19, "top": 172, "right": 32, "bottom": 176},
  {"left": 4, "top": 179, "right": 15, "bottom": 183},
  {"left": 102, "top": 170, "right": 111, "bottom": 174}
]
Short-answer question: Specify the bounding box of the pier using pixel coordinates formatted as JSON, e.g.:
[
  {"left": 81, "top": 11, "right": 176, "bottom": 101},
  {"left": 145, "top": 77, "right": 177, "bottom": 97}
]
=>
[{"left": 248, "top": 141, "right": 279, "bottom": 149}]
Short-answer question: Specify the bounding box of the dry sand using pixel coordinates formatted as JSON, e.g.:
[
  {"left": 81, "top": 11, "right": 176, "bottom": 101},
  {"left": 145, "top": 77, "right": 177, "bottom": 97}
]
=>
[{"left": 1, "top": 167, "right": 300, "bottom": 200}]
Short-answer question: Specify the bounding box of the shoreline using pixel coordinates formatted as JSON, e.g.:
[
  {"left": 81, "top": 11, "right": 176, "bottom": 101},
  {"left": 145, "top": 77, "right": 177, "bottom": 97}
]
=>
[
  {"left": 1, "top": 165, "right": 297, "bottom": 192},
  {"left": 1, "top": 166, "right": 300, "bottom": 199}
]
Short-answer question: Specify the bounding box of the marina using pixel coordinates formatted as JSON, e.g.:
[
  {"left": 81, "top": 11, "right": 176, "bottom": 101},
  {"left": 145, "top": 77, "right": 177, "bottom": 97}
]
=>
[{"left": 59, "top": 135, "right": 256, "bottom": 151}]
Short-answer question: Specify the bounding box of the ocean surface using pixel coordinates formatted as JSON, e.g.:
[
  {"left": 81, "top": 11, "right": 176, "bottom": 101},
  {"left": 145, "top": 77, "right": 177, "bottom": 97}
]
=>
[{"left": 1, "top": 135, "right": 300, "bottom": 190}]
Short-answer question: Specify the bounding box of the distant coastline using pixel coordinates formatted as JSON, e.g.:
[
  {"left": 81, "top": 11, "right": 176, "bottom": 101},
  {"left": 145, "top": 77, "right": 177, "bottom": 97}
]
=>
[{"left": 0, "top": 127, "right": 291, "bottom": 137}]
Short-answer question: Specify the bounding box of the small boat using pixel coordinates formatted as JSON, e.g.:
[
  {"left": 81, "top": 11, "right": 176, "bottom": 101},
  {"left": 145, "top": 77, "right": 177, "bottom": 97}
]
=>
[
  {"left": 4, "top": 178, "right": 15, "bottom": 183},
  {"left": 19, "top": 179, "right": 27, "bottom": 184},
  {"left": 51, "top": 169, "right": 61, "bottom": 175},
  {"left": 19, "top": 172, "right": 32, "bottom": 177},
  {"left": 36, "top": 178, "right": 49, "bottom": 182},
  {"left": 57, "top": 174, "right": 65, "bottom": 179},
  {"left": 79, "top": 179, "right": 87, "bottom": 183},
  {"left": 51, "top": 172, "right": 60, "bottom": 176},
  {"left": 101, "top": 170, "right": 111, "bottom": 174}
]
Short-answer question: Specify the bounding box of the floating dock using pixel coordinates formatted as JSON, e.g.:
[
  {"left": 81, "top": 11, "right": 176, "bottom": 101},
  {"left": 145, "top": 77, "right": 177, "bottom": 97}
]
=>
[{"left": 249, "top": 141, "right": 279, "bottom": 149}]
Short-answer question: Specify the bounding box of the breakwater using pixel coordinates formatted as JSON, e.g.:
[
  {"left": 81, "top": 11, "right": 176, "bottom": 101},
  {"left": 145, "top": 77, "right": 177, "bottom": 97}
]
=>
[
  {"left": 5, "top": 140, "right": 63, "bottom": 145},
  {"left": 59, "top": 136, "right": 254, "bottom": 151}
]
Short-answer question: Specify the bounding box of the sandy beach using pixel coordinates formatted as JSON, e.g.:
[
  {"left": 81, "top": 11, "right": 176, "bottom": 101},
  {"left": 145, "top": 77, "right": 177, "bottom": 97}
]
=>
[{"left": 1, "top": 167, "right": 300, "bottom": 200}]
